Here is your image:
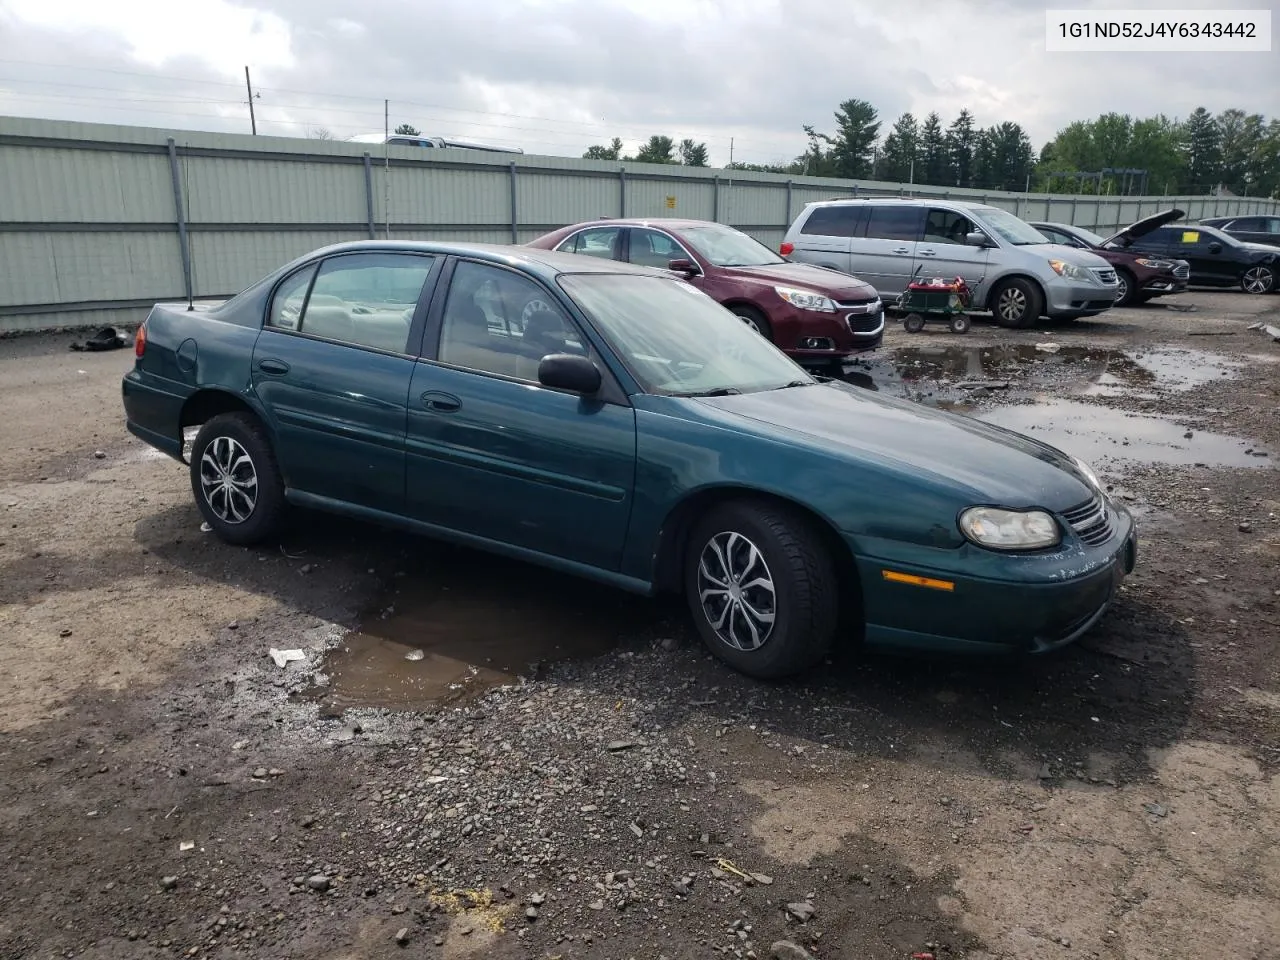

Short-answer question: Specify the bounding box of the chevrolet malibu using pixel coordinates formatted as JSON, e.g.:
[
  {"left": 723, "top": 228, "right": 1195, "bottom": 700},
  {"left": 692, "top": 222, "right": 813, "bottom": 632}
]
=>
[{"left": 122, "top": 241, "right": 1136, "bottom": 680}]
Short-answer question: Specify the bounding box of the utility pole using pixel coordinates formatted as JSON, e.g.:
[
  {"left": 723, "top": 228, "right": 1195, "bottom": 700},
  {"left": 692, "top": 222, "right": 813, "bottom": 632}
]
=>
[
  {"left": 244, "top": 66, "right": 257, "bottom": 135},
  {"left": 729, "top": 137, "right": 734, "bottom": 167},
  {"left": 383, "top": 99, "right": 390, "bottom": 239}
]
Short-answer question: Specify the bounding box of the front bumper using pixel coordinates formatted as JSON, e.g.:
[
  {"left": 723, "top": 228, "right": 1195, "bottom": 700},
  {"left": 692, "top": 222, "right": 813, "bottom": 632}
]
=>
[
  {"left": 1044, "top": 278, "right": 1120, "bottom": 317},
  {"left": 776, "top": 305, "right": 885, "bottom": 359},
  {"left": 856, "top": 507, "right": 1137, "bottom": 656},
  {"left": 1140, "top": 274, "right": 1188, "bottom": 295}
]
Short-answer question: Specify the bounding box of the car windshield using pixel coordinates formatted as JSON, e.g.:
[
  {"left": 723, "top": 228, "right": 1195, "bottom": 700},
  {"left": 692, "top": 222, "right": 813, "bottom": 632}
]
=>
[
  {"left": 558, "top": 274, "right": 812, "bottom": 396},
  {"left": 972, "top": 206, "right": 1052, "bottom": 246},
  {"left": 1071, "top": 226, "right": 1107, "bottom": 246},
  {"left": 678, "top": 223, "right": 785, "bottom": 267}
]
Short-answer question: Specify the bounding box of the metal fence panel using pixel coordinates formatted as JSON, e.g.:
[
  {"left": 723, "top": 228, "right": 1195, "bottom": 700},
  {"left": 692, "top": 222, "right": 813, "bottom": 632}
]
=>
[{"left": 1, "top": 114, "right": 1276, "bottom": 332}]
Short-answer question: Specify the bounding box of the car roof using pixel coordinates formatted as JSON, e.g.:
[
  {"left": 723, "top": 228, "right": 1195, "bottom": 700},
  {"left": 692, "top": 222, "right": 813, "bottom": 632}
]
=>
[
  {"left": 295, "top": 239, "right": 673, "bottom": 278},
  {"left": 553, "top": 218, "right": 737, "bottom": 230},
  {"left": 803, "top": 197, "right": 992, "bottom": 210},
  {"left": 1029, "top": 221, "right": 1077, "bottom": 230}
]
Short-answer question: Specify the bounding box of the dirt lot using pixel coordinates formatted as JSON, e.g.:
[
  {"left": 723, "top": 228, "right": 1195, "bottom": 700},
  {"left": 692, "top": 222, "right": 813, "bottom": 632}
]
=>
[{"left": 1, "top": 290, "right": 1278, "bottom": 960}]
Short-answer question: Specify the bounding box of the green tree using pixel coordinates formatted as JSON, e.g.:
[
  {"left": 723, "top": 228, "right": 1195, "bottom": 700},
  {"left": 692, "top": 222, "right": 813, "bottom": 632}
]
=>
[
  {"left": 984, "top": 122, "right": 1036, "bottom": 191},
  {"left": 812, "top": 99, "right": 879, "bottom": 179},
  {"left": 879, "top": 112, "right": 919, "bottom": 182},
  {"left": 795, "top": 124, "right": 837, "bottom": 177},
  {"left": 919, "top": 112, "right": 948, "bottom": 186},
  {"left": 945, "top": 109, "right": 977, "bottom": 187},
  {"left": 679, "top": 139, "right": 709, "bottom": 166},
  {"left": 635, "top": 135, "right": 676, "bottom": 164},
  {"left": 1247, "top": 119, "right": 1280, "bottom": 198},
  {"left": 1218, "top": 109, "right": 1264, "bottom": 193},
  {"left": 583, "top": 137, "right": 624, "bottom": 160},
  {"left": 394, "top": 123, "right": 421, "bottom": 136},
  {"left": 1181, "top": 107, "right": 1222, "bottom": 192}
]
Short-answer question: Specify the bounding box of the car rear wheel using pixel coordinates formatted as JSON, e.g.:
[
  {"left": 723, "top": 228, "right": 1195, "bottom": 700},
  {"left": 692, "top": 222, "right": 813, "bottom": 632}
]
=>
[
  {"left": 1114, "top": 268, "right": 1138, "bottom": 306},
  {"left": 729, "top": 304, "right": 773, "bottom": 340},
  {"left": 683, "top": 500, "right": 839, "bottom": 680},
  {"left": 189, "top": 412, "right": 286, "bottom": 545},
  {"left": 1241, "top": 265, "right": 1276, "bottom": 295},
  {"left": 991, "top": 278, "right": 1043, "bottom": 329}
]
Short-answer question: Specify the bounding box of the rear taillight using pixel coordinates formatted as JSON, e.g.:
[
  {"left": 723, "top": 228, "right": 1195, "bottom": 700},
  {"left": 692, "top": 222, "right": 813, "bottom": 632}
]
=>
[
  {"left": 134, "top": 323, "right": 146, "bottom": 358},
  {"left": 779, "top": 242, "right": 794, "bottom": 256}
]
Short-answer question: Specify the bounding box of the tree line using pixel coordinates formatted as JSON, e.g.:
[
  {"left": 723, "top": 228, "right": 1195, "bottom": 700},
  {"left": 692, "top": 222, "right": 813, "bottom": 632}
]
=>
[{"left": 577, "top": 100, "right": 1280, "bottom": 198}]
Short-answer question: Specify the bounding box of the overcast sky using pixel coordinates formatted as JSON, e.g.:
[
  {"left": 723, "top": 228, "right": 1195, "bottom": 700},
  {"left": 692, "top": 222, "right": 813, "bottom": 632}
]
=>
[{"left": 0, "top": 0, "right": 1275, "bottom": 165}]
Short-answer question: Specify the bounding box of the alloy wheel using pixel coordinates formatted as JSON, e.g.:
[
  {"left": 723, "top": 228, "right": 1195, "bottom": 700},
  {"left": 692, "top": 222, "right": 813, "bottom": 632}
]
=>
[
  {"left": 997, "top": 287, "right": 1027, "bottom": 323},
  {"left": 1242, "top": 266, "right": 1274, "bottom": 294},
  {"left": 199, "top": 436, "right": 259, "bottom": 524},
  {"left": 1115, "top": 274, "right": 1129, "bottom": 303},
  {"left": 696, "top": 531, "right": 777, "bottom": 652}
]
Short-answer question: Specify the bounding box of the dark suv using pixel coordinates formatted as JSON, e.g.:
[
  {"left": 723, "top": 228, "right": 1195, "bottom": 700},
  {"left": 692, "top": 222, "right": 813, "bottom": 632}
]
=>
[
  {"left": 1030, "top": 210, "right": 1190, "bottom": 305},
  {"left": 1126, "top": 223, "right": 1278, "bottom": 294},
  {"left": 527, "top": 218, "right": 884, "bottom": 364},
  {"left": 1197, "top": 215, "right": 1280, "bottom": 249}
]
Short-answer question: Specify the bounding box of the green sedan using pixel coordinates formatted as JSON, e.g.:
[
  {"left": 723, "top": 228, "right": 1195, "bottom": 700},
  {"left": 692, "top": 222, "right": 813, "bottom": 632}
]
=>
[{"left": 122, "top": 241, "right": 1136, "bottom": 679}]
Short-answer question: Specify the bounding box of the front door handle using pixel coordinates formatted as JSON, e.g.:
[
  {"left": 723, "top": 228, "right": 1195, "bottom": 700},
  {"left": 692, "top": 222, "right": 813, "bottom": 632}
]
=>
[
  {"left": 258, "top": 358, "right": 290, "bottom": 375},
  {"left": 421, "top": 391, "right": 461, "bottom": 413},
  {"left": 918, "top": 249, "right": 937, "bottom": 256}
]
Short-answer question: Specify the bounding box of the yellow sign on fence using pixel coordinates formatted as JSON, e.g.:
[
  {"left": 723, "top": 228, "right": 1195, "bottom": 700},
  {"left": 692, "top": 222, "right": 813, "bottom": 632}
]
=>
[{"left": 665, "top": 195, "right": 677, "bottom": 209}]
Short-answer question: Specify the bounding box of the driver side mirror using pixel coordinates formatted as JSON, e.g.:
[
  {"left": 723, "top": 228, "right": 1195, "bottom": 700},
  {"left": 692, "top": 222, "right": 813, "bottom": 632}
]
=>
[
  {"left": 668, "top": 258, "right": 701, "bottom": 277},
  {"left": 964, "top": 231, "right": 993, "bottom": 248},
  {"left": 538, "top": 353, "right": 602, "bottom": 394},
  {"left": 1207, "top": 242, "right": 1222, "bottom": 254}
]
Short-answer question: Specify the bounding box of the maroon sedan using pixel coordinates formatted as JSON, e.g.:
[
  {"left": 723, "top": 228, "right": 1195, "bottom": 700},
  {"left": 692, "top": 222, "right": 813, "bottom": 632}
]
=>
[{"left": 526, "top": 218, "right": 884, "bottom": 363}]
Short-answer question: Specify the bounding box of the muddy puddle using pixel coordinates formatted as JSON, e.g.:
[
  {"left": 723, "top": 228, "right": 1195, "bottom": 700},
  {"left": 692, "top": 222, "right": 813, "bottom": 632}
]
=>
[
  {"left": 309, "top": 546, "right": 659, "bottom": 714},
  {"left": 974, "top": 399, "right": 1271, "bottom": 469},
  {"left": 844, "top": 343, "right": 1244, "bottom": 403}
]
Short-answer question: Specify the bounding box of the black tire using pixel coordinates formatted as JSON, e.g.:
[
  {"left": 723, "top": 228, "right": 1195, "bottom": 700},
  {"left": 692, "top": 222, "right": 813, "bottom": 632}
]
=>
[
  {"left": 1241, "top": 264, "right": 1276, "bottom": 295},
  {"left": 189, "top": 412, "right": 286, "bottom": 545},
  {"left": 949, "top": 314, "right": 972, "bottom": 334},
  {"left": 990, "top": 278, "right": 1043, "bottom": 329},
  {"left": 683, "top": 499, "right": 839, "bottom": 680},
  {"left": 903, "top": 313, "right": 926, "bottom": 333},
  {"left": 730, "top": 304, "right": 774, "bottom": 340},
  {"left": 1114, "top": 268, "right": 1138, "bottom": 306}
]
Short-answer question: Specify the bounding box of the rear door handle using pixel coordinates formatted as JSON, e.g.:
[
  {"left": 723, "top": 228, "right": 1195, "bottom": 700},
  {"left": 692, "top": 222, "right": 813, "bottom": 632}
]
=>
[
  {"left": 258, "top": 358, "right": 290, "bottom": 375},
  {"left": 893, "top": 247, "right": 911, "bottom": 254},
  {"left": 421, "top": 391, "right": 461, "bottom": 413}
]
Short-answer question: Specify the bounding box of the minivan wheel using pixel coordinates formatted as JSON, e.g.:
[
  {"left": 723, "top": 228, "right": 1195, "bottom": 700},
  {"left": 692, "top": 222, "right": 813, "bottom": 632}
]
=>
[
  {"left": 1241, "top": 265, "right": 1276, "bottom": 295},
  {"left": 189, "top": 412, "right": 286, "bottom": 545},
  {"left": 683, "top": 500, "right": 839, "bottom": 680},
  {"left": 991, "top": 278, "right": 1043, "bottom": 329},
  {"left": 730, "top": 304, "right": 774, "bottom": 340},
  {"left": 1114, "top": 269, "right": 1137, "bottom": 306}
]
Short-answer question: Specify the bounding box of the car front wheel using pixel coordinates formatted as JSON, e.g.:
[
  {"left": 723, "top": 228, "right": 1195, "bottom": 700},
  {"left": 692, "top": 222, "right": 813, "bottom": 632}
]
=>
[
  {"left": 684, "top": 500, "right": 839, "bottom": 680},
  {"left": 1241, "top": 265, "right": 1276, "bottom": 295},
  {"left": 729, "top": 304, "right": 774, "bottom": 341},
  {"left": 189, "top": 412, "right": 286, "bottom": 545},
  {"left": 991, "top": 278, "right": 1043, "bottom": 328}
]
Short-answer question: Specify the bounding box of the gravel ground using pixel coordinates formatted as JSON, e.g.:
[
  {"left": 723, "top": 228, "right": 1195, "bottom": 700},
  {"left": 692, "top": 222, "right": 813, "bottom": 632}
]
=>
[{"left": 1, "top": 289, "right": 1278, "bottom": 960}]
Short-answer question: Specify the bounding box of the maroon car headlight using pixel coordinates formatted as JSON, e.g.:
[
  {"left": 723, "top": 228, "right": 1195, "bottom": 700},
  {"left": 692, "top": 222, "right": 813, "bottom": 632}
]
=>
[
  {"left": 959, "top": 507, "right": 1061, "bottom": 551},
  {"left": 1135, "top": 258, "right": 1176, "bottom": 269},
  {"left": 774, "top": 286, "right": 837, "bottom": 313}
]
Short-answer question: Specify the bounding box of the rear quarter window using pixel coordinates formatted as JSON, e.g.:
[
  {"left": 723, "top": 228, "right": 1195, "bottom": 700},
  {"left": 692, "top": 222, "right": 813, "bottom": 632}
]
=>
[{"left": 799, "top": 205, "right": 866, "bottom": 238}]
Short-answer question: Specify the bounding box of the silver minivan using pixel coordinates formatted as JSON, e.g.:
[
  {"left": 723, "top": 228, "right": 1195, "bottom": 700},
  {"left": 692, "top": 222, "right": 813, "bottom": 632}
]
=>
[{"left": 780, "top": 198, "right": 1119, "bottom": 328}]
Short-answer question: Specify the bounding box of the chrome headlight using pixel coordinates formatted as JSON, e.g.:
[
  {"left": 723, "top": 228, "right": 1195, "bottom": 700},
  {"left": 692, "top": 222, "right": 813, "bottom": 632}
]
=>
[
  {"left": 959, "top": 507, "right": 1061, "bottom": 551},
  {"left": 774, "top": 286, "right": 837, "bottom": 313},
  {"left": 1134, "top": 258, "right": 1175, "bottom": 269},
  {"left": 1048, "top": 259, "right": 1089, "bottom": 282}
]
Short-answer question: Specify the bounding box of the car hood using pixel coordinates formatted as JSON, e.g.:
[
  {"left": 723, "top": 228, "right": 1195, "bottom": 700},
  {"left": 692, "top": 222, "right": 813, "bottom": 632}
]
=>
[
  {"left": 1101, "top": 207, "right": 1185, "bottom": 247},
  {"left": 695, "top": 381, "right": 1095, "bottom": 510},
  {"left": 717, "top": 262, "right": 878, "bottom": 300},
  {"left": 1240, "top": 241, "right": 1280, "bottom": 257}
]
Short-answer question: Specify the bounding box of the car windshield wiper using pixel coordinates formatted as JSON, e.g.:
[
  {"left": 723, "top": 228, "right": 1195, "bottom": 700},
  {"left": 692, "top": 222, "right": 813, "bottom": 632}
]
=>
[
  {"left": 671, "top": 386, "right": 742, "bottom": 397},
  {"left": 774, "top": 379, "right": 815, "bottom": 389}
]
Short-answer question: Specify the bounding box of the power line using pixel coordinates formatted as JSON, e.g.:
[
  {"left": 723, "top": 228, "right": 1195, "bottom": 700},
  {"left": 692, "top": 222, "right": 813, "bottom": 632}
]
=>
[{"left": 0, "top": 58, "right": 803, "bottom": 155}]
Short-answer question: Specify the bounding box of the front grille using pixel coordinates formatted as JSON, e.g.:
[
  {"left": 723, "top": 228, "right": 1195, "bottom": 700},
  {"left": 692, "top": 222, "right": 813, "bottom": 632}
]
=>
[
  {"left": 1061, "top": 495, "right": 1113, "bottom": 546},
  {"left": 1091, "top": 267, "right": 1118, "bottom": 285},
  {"left": 1173, "top": 264, "right": 1190, "bottom": 279},
  {"left": 838, "top": 298, "right": 884, "bottom": 334}
]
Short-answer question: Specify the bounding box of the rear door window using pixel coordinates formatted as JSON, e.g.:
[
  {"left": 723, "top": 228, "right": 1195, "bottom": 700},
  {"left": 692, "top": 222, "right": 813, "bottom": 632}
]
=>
[
  {"left": 799, "top": 205, "right": 866, "bottom": 238},
  {"left": 298, "top": 253, "right": 436, "bottom": 353},
  {"left": 558, "top": 226, "right": 622, "bottom": 259},
  {"left": 864, "top": 205, "right": 924, "bottom": 242}
]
